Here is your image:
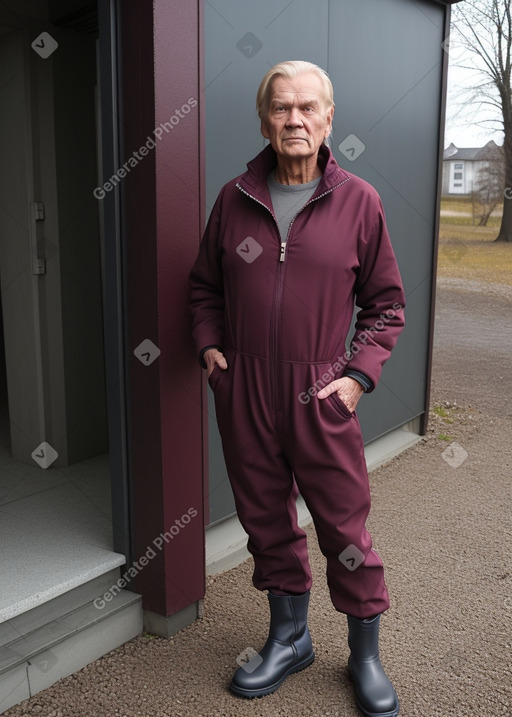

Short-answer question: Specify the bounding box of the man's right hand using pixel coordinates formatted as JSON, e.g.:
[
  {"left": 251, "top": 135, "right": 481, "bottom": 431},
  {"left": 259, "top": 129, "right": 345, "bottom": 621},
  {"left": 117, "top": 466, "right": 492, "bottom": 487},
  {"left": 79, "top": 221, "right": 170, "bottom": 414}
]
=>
[{"left": 204, "top": 348, "right": 228, "bottom": 377}]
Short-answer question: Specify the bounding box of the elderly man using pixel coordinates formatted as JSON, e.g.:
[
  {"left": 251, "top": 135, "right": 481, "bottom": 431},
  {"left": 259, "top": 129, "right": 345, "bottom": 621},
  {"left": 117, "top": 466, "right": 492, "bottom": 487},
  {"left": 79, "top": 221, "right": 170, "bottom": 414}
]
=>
[{"left": 189, "top": 60, "right": 405, "bottom": 717}]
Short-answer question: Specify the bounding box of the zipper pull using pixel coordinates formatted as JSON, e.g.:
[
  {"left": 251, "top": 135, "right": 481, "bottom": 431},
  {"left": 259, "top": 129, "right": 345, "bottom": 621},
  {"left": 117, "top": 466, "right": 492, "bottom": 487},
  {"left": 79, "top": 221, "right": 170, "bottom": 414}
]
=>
[{"left": 279, "top": 242, "right": 286, "bottom": 262}]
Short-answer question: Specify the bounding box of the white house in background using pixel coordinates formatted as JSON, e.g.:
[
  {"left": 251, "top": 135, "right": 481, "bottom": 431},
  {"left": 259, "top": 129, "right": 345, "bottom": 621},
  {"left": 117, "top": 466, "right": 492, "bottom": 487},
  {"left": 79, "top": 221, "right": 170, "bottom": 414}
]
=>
[{"left": 442, "top": 140, "right": 502, "bottom": 195}]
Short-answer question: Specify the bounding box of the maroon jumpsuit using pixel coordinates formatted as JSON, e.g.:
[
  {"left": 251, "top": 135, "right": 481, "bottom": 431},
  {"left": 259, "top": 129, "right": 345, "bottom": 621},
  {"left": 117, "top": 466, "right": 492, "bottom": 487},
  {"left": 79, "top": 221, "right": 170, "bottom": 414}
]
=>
[{"left": 189, "top": 144, "right": 405, "bottom": 619}]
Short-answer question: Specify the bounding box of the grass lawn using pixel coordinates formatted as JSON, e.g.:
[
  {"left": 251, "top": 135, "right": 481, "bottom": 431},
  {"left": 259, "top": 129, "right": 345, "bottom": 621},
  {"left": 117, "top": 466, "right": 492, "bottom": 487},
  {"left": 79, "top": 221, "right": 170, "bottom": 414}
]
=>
[{"left": 438, "top": 196, "right": 512, "bottom": 286}]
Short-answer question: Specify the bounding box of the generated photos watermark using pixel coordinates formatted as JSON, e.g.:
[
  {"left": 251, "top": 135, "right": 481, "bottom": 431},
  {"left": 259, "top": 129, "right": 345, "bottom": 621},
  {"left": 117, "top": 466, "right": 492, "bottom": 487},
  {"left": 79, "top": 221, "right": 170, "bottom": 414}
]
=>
[
  {"left": 31, "top": 442, "right": 58, "bottom": 469},
  {"left": 134, "top": 339, "right": 161, "bottom": 366},
  {"left": 298, "top": 303, "right": 403, "bottom": 404},
  {"left": 236, "top": 32, "right": 263, "bottom": 58},
  {"left": 236, "top": 646, "right": 263, "bottom": 673},
  {"left": 31, "top": 32, "right": 58, "bottom": 59},
  {"left": 441, "top": 441, "right": 468, "bottom": 469},
  {"left": 236, "top": 236, "right": 263, "bottom": 263},
  {"left": 441, "top": 35, "right": 465, "bottom": 62},
  {"left": 338, "top": 544, "right": 365, "bottom": 571},
  {"left": 338, "top": 134, "right": 366, "bottom": 162},
  {"left": 93, "top": 97, "right": 197, "bottom": 199},
  {"left": 94, "top": 507, "right": 198, "bottom": 610},
  {"left": 32, "top": 650, "right": 59, "bottom": 674}
]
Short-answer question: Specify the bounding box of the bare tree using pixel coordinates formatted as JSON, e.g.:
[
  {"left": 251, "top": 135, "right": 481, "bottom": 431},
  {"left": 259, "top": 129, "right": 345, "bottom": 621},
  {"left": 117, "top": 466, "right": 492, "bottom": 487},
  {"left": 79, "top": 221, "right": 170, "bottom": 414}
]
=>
[
  {"left": 451, "top": 0, "right": 511, "bottom": 241},
  {"left": 472, "top": 143, "right": 505, "bottom": 226}
]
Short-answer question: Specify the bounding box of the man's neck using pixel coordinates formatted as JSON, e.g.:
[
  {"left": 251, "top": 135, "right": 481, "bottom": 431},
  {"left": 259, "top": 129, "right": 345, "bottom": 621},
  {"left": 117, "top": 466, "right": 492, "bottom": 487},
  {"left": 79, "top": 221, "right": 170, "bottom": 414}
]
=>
[{"left": 274, "top": 156, "right": 322, "bottom": 185}]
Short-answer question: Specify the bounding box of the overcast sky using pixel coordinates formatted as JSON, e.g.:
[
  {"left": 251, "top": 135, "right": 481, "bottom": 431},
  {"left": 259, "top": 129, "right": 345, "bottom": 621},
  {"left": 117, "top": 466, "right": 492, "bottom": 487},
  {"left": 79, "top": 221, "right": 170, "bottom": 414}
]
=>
[
  {"left": 443, "top": 25, "right": 504, "bottom": 150},
  {"left": 444, "top": 66, "right": 503, "bottom": 149}
]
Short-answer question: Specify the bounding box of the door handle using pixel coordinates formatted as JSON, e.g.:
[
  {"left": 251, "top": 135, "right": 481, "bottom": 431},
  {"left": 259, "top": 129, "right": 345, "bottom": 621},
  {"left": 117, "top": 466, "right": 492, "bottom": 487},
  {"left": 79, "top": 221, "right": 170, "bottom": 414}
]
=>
[{"left": 30, "top": 201, "right": 46, "bottom": 275}]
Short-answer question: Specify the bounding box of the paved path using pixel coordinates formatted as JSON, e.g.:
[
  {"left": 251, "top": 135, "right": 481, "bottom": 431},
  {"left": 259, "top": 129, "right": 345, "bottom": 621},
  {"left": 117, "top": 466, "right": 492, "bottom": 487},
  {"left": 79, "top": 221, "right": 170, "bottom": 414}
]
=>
[
  {"left": 440, "top": 209, "right": 502, "bottom": 218},
  {"left": 432, "top": 278, "right": 512, "bottom": 419}
]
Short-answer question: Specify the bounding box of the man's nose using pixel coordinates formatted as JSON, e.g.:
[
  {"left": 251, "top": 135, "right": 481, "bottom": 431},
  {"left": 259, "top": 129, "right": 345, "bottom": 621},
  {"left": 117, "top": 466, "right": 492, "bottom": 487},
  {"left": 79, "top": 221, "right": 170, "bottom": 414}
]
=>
[{"left": 286, "top": 107, "right": 303, "bottom": 126}]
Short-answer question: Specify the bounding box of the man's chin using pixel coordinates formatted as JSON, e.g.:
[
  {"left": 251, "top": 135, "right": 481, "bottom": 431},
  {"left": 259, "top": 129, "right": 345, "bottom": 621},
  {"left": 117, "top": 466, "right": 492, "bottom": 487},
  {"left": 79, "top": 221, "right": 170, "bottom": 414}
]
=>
[{"left": 278, "top": 146, "right": 315, "bottom": 159}]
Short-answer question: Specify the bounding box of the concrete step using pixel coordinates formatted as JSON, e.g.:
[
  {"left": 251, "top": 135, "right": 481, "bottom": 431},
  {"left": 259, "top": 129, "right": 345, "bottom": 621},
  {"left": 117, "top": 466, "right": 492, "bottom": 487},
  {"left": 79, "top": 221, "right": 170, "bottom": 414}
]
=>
[
  {"left": 0, "top": 567, "right": 126, "bottom": 648},
  {"left": 0, "top": 589, "right": 143, "bottom": 714}
]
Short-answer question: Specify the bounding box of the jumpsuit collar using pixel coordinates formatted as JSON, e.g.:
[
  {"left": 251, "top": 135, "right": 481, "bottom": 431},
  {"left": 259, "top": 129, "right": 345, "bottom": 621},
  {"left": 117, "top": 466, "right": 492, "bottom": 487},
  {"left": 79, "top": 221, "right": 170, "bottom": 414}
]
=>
[{"left": 237, "top": 143, "right": 351, "bottom": 206}]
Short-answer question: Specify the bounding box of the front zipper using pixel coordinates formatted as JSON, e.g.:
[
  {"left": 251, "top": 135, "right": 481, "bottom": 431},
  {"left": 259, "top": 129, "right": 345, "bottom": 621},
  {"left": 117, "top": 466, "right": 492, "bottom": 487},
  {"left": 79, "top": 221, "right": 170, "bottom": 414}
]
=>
[{"left": 236, "top": 178, "right": 350, "bottom": 411}]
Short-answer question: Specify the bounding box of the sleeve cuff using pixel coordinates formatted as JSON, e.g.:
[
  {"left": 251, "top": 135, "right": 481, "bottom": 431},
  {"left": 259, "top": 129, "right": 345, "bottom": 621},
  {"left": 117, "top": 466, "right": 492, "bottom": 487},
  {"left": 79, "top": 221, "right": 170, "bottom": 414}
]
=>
[{"left": 343, "top": 369, "right": 373, "bottom": 392}]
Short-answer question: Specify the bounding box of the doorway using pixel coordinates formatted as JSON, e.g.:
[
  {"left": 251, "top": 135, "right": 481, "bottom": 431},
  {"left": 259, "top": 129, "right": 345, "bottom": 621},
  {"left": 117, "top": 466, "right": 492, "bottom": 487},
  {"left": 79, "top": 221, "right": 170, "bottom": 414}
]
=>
[{"left": 0, "top": 1, "right": 128, "bottom": 621}]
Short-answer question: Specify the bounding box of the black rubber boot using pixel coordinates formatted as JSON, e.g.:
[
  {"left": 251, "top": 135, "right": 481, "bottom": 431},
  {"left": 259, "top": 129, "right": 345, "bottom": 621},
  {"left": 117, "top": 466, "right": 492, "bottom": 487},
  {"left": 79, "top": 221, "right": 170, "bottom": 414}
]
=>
[
  {"left": 347, "top": 614, "right": 399, "bottom": 717},
  {"left": 229, "top": 591, "right": 315, "bottom": 698}
]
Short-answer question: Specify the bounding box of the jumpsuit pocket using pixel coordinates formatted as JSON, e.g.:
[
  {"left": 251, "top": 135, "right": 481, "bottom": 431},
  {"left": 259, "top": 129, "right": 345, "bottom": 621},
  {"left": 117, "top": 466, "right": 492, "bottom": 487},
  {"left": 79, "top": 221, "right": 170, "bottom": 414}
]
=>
[
  {"left": 327, "top": 391, "right": 354, "bottom": 420},
  {"left": 208, "top": 364, "right": 223, "bottom": 391}
]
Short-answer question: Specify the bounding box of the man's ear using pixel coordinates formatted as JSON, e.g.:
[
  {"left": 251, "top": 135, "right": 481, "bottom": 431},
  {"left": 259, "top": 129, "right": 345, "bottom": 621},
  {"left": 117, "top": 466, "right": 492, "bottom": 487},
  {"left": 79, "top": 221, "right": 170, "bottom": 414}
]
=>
[
  {"left": 260, "top": 118, "right": 270, "bottom": 140},
  {"left": 324, "top": 106, "right": 334, "bottom": 139}
]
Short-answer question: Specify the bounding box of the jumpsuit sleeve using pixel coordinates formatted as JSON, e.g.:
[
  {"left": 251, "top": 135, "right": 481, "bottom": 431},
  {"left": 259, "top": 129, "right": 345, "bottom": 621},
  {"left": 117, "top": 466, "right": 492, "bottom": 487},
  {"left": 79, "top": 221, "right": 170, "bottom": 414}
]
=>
[
  {"left": 189, "top": 191, "right": 225, "bottom": 368},
  {"left": 345, "top": 200, "right": 405, "bottom": 392}
]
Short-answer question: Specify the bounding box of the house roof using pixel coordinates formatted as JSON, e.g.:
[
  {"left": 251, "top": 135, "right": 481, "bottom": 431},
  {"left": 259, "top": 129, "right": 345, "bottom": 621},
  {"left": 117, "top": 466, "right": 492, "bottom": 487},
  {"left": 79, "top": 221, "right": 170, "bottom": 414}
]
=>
[{"left": 443, "top": 140, "right": 501, "bottom": 162}]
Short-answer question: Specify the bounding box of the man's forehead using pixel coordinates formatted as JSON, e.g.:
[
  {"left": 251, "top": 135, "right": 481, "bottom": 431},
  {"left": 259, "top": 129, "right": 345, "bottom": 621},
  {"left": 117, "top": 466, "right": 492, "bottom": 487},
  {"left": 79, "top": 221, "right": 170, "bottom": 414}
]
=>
[
  {"left": 270, "top": 74, "right": 325, "bottom": 102},
  {"left": 270, "top": 89, "right": 321, "bottom": 101}
]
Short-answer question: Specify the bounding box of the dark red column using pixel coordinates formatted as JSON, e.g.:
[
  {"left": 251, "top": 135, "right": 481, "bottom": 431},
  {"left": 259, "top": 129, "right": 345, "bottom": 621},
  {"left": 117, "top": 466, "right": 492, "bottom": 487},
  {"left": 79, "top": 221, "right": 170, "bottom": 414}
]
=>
[{"left": 120, "top": 0, "right": 206, "bottom": 635}]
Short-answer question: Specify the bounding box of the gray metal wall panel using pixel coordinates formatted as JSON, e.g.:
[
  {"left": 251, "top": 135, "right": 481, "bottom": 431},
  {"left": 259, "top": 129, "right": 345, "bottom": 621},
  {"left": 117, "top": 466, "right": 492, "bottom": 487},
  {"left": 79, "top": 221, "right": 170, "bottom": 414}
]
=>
[{"left": 327, "top": 0, "right": 445, "bottom": 439}]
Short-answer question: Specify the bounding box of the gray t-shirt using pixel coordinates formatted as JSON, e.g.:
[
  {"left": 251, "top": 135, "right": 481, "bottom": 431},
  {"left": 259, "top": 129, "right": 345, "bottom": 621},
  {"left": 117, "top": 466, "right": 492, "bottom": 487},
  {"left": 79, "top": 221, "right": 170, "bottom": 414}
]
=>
[{"left": 268, "top": 171, "right": 321, "bottom": 242}]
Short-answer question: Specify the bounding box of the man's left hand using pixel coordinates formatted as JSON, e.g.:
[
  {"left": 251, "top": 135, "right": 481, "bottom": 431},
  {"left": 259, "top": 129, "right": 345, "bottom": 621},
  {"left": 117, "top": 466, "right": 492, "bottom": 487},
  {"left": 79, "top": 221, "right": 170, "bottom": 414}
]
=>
[{"left": 317, "top": 376, "right": 364, "bottom": 413}]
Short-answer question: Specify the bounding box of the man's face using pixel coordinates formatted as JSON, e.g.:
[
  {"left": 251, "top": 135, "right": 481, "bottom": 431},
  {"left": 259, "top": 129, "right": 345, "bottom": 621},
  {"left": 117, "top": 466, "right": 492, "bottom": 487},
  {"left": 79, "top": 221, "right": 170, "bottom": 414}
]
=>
[{"left": 261, "top": 72, "right": 334, "bottom": 161}]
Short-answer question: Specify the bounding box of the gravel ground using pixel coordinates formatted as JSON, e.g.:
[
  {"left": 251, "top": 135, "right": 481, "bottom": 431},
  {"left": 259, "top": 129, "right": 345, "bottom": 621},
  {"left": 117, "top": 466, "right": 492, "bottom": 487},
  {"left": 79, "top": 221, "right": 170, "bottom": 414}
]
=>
[{"left": 4, "top": 278, "right": 512, "bottom": 717}]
